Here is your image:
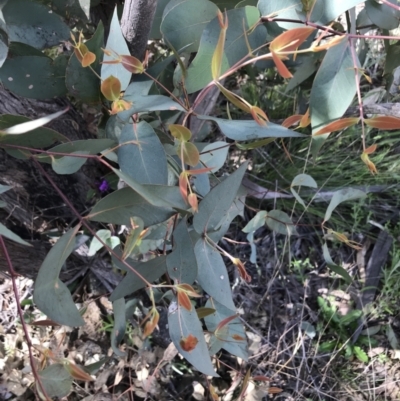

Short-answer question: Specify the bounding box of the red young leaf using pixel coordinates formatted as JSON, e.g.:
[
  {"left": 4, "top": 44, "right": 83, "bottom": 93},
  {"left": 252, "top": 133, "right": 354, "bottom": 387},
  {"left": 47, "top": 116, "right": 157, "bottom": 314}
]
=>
[
  {"left": 30, "top": 319, "right": 61, "bottom": 327},
  {"left": 216, "top": 314, "right": 238, "bottom": 333},
  {"left": 179, "top": 172, "right": 189, "bottom": 201},
  {"left": 177, "top": 289, "right": 192, "bottom": 311},
  {"left": 252, "top": 375, "right": 271, "bottom": 382},
  {"left": 364, "top": 144, "right": 377, "bottom": 155},
  {"left": 121, "top": 55, "right": 145, "bottom": 74},
  {"left": 282, "top": 114, "right": 302, "bottom": 128},
  {"left": 101, "top": 75, "right": 121, "bottom": 101},
  {"left": 188, "top": 193, "right": 198, "bottom": 212},
  {"left": 176, "top": 283, "right": 202, "bottom": 297},
  {"left": 271, "top": 52, "right": 292, "bottom": 78},
  {"left": 64, "top": 362, "right": 94, "bottom": 381},
  {"left": 180, "top": 334, "right": 199, "bottom": 352},
  {"left": 270, "top": 27, "right": 315, "bottom": 55},
  {"left": 313, "top": 117, "right": 359, "bottom": 136},
  {"left": 81, "top": 51, "right": 96, "bottom": 67},
  {"left": 364, "top": 116, "right": 400, "bottom": 130}
]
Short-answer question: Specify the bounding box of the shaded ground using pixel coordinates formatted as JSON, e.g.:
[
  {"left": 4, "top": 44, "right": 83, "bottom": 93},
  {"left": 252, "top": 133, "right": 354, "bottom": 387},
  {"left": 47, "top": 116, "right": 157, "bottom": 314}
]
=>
[{"left": 1, "top": 207, "right": 400, "bottom": 401}]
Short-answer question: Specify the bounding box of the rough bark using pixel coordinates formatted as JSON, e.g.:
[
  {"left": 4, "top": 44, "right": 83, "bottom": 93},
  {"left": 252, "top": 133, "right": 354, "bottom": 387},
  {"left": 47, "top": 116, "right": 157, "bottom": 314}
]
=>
[
  {"left": 121, "top": 0, "right": 157, "bottom": 59},
  {"left": 0, "top": 87, "right": 107, "bottom": 279}
]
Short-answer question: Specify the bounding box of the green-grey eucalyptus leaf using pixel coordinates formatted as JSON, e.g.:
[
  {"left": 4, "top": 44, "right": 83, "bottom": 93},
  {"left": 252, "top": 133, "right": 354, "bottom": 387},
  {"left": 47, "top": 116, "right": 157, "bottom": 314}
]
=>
[
  {"left": 118, "top": 81, "right": 185, "bottom": 121},
  {"left": 207, "top": 188, "right": 247, "bottom": 242},
  {"left": 88, "top": 229, "right": 120, "bottom": 257},
  {"left": 311, "top": 0, "right": 366, "bottom": 25},
  {"left": 290, "top": 174, "right": 317, "bottom": 207},
  {"left": 194, "top": 239, "right": 235, "bottom": 310},
  {"left": 2, "top": 108, "right": 68, "bottom": 134},
  {"left": 168, "top": 299, "right": 218, "bottom": 376},
  {"left": 47, "top": 0, "right": 90, "bottom": 20},
  {"left": 118, "top": 121, "right": 168, "bottom": 185},
  {"left": 0, "top": 55, "right": 67, "bottom": 99},
  {"left": 0, "top": 223, "right": 31, "bottom": 246},
  {"left": 0, "top": 184, "right": 11, "bottom": 194},
  {"left": 0, "top": 115, "right": 67, "bottom": 152},
  {"left": 49, "top": 139, "right": 116, "bottom": 157},
  {"left": 366, "top": 0, "right": 400, "bottom": 30},
  {"left": 3, "top": 0, "right": 70, "bottom": 49},
  {"left": 161, "top": 0, "right": 219, "bottom": 54},
  {"left": 242, "top": 211, "right": 267, "bottom": 233},
  {"left": 0, "top": 25, "right": 7, "bottom": 69},
  {"left": 111, "top": 298, "right": 126, "bottom": 356},
  {"left": 167, "top": 219, "right": 198, "bottom": 285},
  {"left": 198, "top": 115, "right": 306, "bottom": 141},
  {"left": 204, "top": 298, "right": 248, "bottom": 360},
  {"left": 150, "top": 0, "right": 170, "bottom": 39},
  {"left": 185, "top": 6, "right": 267, "bottom": 93},
  {"left": 113, "top": 168, "right": 187, "bottom": 210},
  {"left": 324, "top": 188, "right": 366, "bottom": 223},
  {"left": 33, "top": 226, "right": 85, "bottom": 327},
  {"left": 110, "top": 255, "right": 167, "bottom": 301},
  {"left": 266, "top": 210, "right": 297, "bottom": 236},
  {"left": 193, "top": 163, "right": 247, "bottom": 233},
  {"left": 310, "top": 38, "right": 359, "bottom": 156},
  {"left": 258, "top": 0, "right": 303, "bottom": 29},
  {"left": 88, "top": 187, "right": 175, "bottom": 227},
  {"left": 286, "top": 54, "right": 320, "bottom": 93},
  {"left": 101, "top": 6, "right": 131, "bottom": 91},
  {"left": 51, "top": 151, "right": 89, "bottom": 175},
  {"left": 38, "top": 364, "right": 72, "bottom": 399},
  {"left": 198, "top": 141, "right": 229, "bottom": 173}
]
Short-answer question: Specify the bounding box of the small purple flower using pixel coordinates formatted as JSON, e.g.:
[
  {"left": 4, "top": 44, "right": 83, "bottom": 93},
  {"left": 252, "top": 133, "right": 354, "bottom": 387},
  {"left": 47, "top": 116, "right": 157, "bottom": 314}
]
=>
[{"left": 98, "top": 179, "right": 110, "bottom": 193}]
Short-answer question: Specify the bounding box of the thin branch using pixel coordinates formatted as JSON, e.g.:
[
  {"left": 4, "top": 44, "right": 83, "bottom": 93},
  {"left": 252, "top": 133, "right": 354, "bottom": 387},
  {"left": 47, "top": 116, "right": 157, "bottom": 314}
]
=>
[{"left": 0, "top": 235, "right": 51, "bottom": 400}]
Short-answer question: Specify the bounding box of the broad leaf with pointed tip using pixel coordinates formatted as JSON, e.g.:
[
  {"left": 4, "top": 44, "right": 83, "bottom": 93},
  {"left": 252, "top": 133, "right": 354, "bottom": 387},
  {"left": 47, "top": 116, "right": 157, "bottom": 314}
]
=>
[
  {"left": 111, "top": 298, "right": 126, "bottom": 356},
  {"left": 2, "top": 109, "right": 69, "bottom": 134},
  {"left": 118, "top": 80, "right": 186, "bottom": 121},
  {"left": 118, "top": 121, "right": 168, "bottom": 185},
  {"left": 110, "top": 255, "right": 167, "bottom": 301},
  {"left": 266, "top": 210, "right": 297, "bottom": 236},
  {"left": 168, "top": 298, "right": 218, "bottom": 376},
  {"left": 113, "top": 168, "right": 187, "bottom": 210},
  {"left": 193, "top": 162, "right": 247, "bottom": 233},
  {"left": 198, "top": 115, "right": 306, "bottom": 141},
  {"left": 0, "top": 54, "right": 67, "bottom": 99},
  {"left": 366, "top": 0, "right": 400, "bottom": 30},
  {"left": 194, "top": 239, "right": 235, "bottom": 310},
  {"left": 204, "top": 298, "right": 248, "bottom": 360},
  {"left": 322, "top": 243, "right": 352, "bottom": 283},
  {"left": 185, "top": 6, "right": 267, "bottom": 93},
  {"left": 38, "top": 364, "right": 72, "bottom": 399},
  {"left": 0, "top": 223, "right": 32, "bottom": 246},
  {"left": 0, "top": 115, "right": 67, "bottom": 157},
  {"left": 101, "top": 6, "right": 131, "bottom": 91},
  {"left": 161, "top": 0, "right": 219, "bottom": 54},
  {"left": 324, "top": 188, "right": 366, "bottom": 223},
  {"left": 242, "top": 211, "right": 267, "bottom": 234},
  {"left": 88, "top": 187, "right": 175, "bottom": 227},
  {"left": 3, "top": 0, "right": 70, "bottom": 49},
  {"left": 51, "top": 151, "right": 89, "bottom": 175},
  {"left": 310, "top": 38, "right": 359, "bottom": 157},
  {"left": 167, "top": 219, "right": 198, "bottom": 285},
  {"left": 290, "top": 174, "right": 318, "bottom": 207},
  {"left": 33, "top": 226, "right": 85, "bottom": 327}
]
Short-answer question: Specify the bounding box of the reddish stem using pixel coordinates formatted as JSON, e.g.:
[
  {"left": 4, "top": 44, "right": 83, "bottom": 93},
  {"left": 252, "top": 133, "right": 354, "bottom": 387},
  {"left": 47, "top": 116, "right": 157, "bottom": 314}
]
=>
[{"left": 0, "top": 235, "right": 51, "bottom": 400}]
